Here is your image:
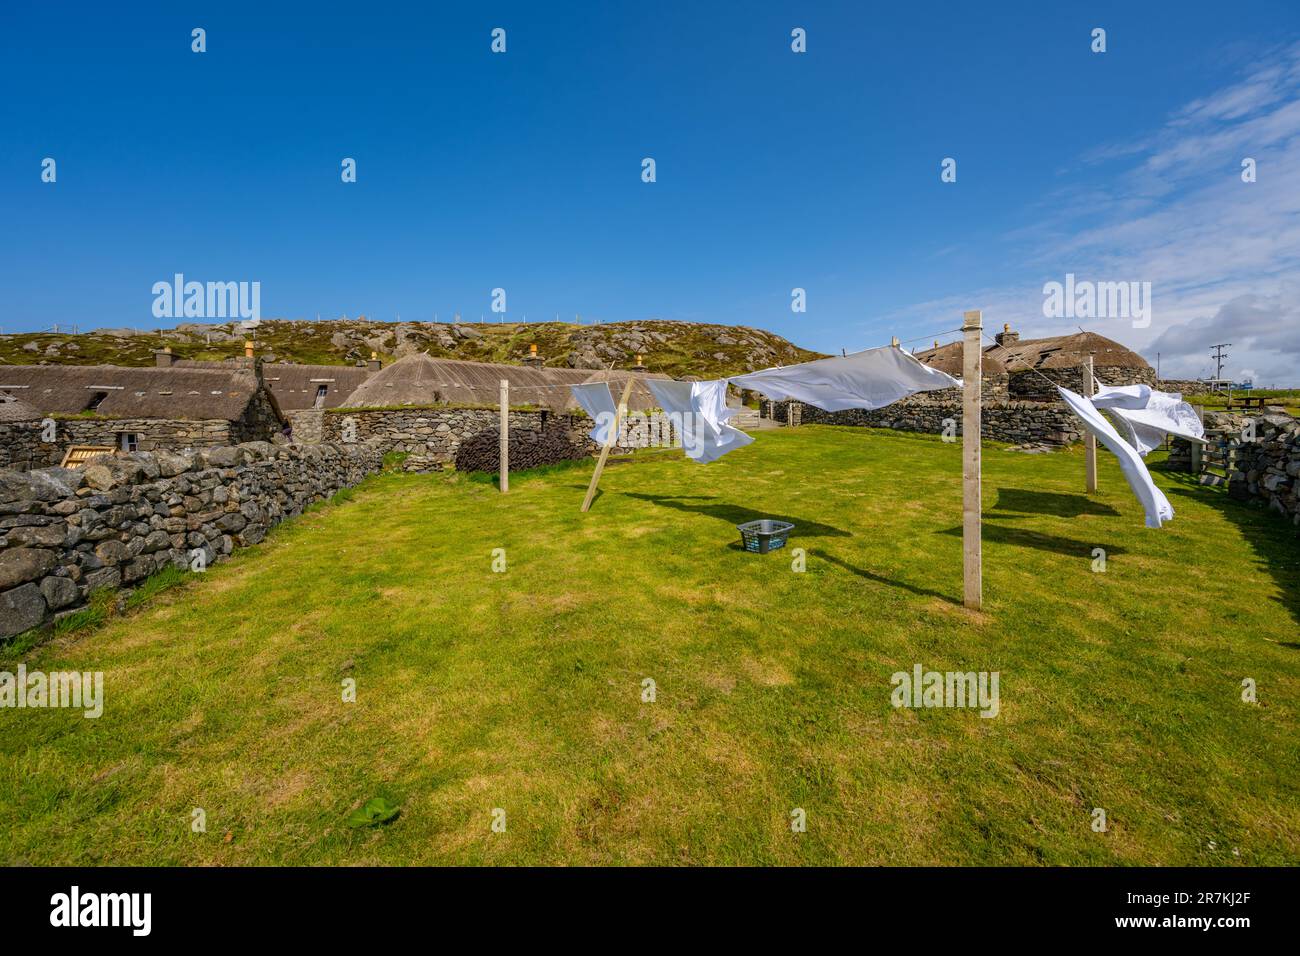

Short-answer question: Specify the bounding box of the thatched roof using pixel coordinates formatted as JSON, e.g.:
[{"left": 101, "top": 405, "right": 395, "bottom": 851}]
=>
[
  {"left": 0, "top": 394, "right": 41, "bottom": 422},
  {"left": 258, "top": 363, "right": 373, "bottom": 410},
  {"left": 990, "top": 332, "right": 1151, "bottom": 372},
  {"left": 338, "top": 354, "right": 669, "bottom": 413},
  {"left": 0, "top": 365, "right": 274, "bottom": 421},
  {"left": 913, "top": 342, "right": 1008, "bottom": 377}
]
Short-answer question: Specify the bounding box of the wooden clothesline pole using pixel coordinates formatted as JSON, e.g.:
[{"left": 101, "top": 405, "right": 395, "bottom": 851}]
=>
[
  {"left": 962, "top": 309, "right": 983, "bottom": 610},
  {"left": 1084, "top": 355, "right": 1098, "bottom": 493},
  {"left": 580, "top": 377, "right": 636, "bottom": 513}
]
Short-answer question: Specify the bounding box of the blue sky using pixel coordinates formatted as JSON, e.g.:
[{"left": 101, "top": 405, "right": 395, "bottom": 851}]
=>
[{"left": 3, "top": 1, "right": 1298, "bottom": 382}]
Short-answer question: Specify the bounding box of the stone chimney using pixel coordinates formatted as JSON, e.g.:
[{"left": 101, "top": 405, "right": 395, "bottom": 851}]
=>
[
  {"left": 367, "top": 351, "right": 382, "bottom": 372},
  {"left": 521, "top": 343, "right": 544, "bottom": 368},
  {"left": 154, "top": 346, "right": 176, "bottom": 367},
  {"left": 631, "top": 353, "right": 647, "bottom": 372},
  {"left": 995, "top": 323, "right": 1020, "bottom": 347}
]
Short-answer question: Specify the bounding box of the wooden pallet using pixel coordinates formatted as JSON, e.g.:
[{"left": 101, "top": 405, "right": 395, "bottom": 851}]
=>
[{"left": 59, "top": 445, "right": 116, "bottom": 468}]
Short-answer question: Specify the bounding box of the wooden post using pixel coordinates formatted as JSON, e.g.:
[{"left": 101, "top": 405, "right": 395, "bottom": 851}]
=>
[
  {"left": 580, "top": 377, "right": 635, "bottom": 513},
  {"left": 499, "top": 379, "right": 509, "bottom": 493},
  {"left": 961, "top": 310, "right": 982, "bottom": 611},
  {"left": 1084, "top": 356, "right": 1097, "bottom": 493}
]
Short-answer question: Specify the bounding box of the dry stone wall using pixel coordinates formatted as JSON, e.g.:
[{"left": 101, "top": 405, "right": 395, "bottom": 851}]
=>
[
  {"left": 1228, "top": 414, "right": 1300, "bottom": 526},
  {"left": 768, "top": 396, "right": 1084, "bottom": 446},
  {"left": 0, "top": 441, "right": 382, "bottom": 640}
]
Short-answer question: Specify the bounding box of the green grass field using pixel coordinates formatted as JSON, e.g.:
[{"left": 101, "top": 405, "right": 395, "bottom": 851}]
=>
[{"left": 2, "top": 426, "right": 1298, "bottom": 865}]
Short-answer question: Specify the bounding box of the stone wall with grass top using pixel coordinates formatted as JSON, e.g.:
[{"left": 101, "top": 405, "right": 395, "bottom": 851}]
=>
[
  {"left": 769, "top": 396, "right": 1085, "bottom": 447},
  {"left": 0, "top": 441, "right": 382, "bottom": 641}
]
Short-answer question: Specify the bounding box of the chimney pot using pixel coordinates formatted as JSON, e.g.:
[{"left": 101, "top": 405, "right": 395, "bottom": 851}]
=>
[
  {"left": 521, "top": 343, "right": 544, "bottom": 368},
  {"left": 244, "top": 340, "right": 254, "bottom": 358}
]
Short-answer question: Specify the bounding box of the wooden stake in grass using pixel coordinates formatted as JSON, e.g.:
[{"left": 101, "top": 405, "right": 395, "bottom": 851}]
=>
[
  {"left": 499, "top": 379, "right": 509, "bottom": 494},
  {"left": 962, "top": 309, "right": 982, "bottom": 611},
  {"left": 1084, "top": 355, "right": 1098, "bottom": 493},
  {"left": 581, "top": 377, "right": 635, "bottom": 513}
]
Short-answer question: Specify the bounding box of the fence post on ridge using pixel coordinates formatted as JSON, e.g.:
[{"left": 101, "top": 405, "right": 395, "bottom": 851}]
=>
[{"left": 962, "top": 310, "right": 983, "bottom": 611}]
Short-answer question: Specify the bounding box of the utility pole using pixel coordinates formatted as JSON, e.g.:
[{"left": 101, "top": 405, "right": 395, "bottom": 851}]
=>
[{"left": 1210, "top": 343, "right": 1231, "bottom": 389}]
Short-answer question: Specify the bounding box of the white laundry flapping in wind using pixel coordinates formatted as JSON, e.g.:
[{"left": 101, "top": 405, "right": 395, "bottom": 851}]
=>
[
  {"left": 645, "top": 378, "right": 754, "bottom": 463},
  {"left": 569, "top": 381, "right": 621, "bottom": 445},
  {"left": 1058, "top": 386, "right": 1174, "bottom": 528},
  {"left": 729, "top": 345, "right": 962, "bottom": 412},
  {"left": 1091, "top": 384, "right": 1205, "bottom": 457}
]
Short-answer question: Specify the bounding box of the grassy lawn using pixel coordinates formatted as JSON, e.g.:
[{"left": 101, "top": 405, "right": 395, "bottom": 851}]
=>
[{"left": 2, "top": 426, "right": 1298, "bottom": 865}]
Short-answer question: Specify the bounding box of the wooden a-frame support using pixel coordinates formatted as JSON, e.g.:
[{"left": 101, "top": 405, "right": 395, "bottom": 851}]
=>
[{"left": 580, "top": 377, "right": 636, "bottom": 513}]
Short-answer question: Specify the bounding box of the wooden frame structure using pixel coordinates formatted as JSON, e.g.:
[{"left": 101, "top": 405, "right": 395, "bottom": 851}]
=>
[{"left": 580, "top": 377, "right": 636, "bottom": 513}]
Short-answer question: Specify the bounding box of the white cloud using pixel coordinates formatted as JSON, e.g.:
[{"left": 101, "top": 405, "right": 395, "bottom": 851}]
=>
[{"left": 891, "top": 42, "right": 1300, "bottom": 385}]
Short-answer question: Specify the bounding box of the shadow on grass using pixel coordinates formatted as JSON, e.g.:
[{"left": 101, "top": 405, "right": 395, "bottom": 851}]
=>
[
  {"left": 1162, "top": 471, "right": 1300, "bottom": 625},
  {"left": 809, "top": 549, "right": 959, "bottom": 605},
  {"left": 620, "top": 492, "right": 852, "bottom": 538},
  {"left": 991, "top": 487, "right": 1120, "bottom": 518},
  {"left": 938, "top": 522, "right": 1128, "bottom": 558}
]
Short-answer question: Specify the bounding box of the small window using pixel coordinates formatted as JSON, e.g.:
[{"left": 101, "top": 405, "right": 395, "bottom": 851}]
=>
[
  {"left": 314, "top": 385, "right": 329, "bottom": 408},
  {"left": 118, "top": 433, "right": 139, "bottom": 452},
  {"left": 86, "top": 391, "right": 109, "bottom": 411}
]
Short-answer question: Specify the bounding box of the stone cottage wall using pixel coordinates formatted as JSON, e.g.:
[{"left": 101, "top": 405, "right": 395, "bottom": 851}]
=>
[
  {"left": 319, "top": 406, "right": 668, "bottom": 469},
  {"left": 0, "top": 441, "right": 383, "bottom": 640},
  {"left": 0, "top": 418, "right": 238, "bottom": 470},
  {"left": 1006, "top": 366, "right": 1156, "bottom": 402},
  {"left": 768, "top": 396, "right": 1084, "bottom": 446},
  {"left": 228, "top": 388, "right": 286, "bottom": 444},
  {"left": 0, "top": 422, "right": 46, "bottom": 470}
]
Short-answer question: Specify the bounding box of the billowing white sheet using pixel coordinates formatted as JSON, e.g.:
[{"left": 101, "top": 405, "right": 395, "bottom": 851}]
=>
[
  {"left": 1089, "top": 384, "right": 1152, "bottom": 410},
  {"left": 646, "top": 379, "right": 754, "bottom": 464},
  {"left": 729, "top": 346, "right": 961, "bottom": 412},
  {"left": 1092, "top": 385, "right": 1205, "bottom": 456},
  {"left": 569, "top": 382, "right": 619, "bottom": 445},
  {"left": 1059, "top": 387, "right": 1174, "bottom": 528}
]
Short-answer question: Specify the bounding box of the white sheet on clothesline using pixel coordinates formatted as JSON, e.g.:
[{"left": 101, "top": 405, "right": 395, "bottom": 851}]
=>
[
  {"left": 1059, "top": 386, "right": 1174, "bottom": 528},
  {"left": 646, "top": 378, "right": 754, "bottom": 464},
  {"left": 1092, "top": 385, "right": 1206, "bottom": 456},
  {"left": 569, "top": 381, "right": 620, "bottom": 445},
  {"left": 729, "top": 346, "right": 961, "bottom": 412},
  {"left": 1089, "top": 384, "right": 1152, "bottom": 410}
]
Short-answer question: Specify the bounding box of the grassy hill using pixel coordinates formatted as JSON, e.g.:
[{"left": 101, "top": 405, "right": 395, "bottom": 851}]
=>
[{"left": 0, "top": 318, "right": 823, "bottom": 379}]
